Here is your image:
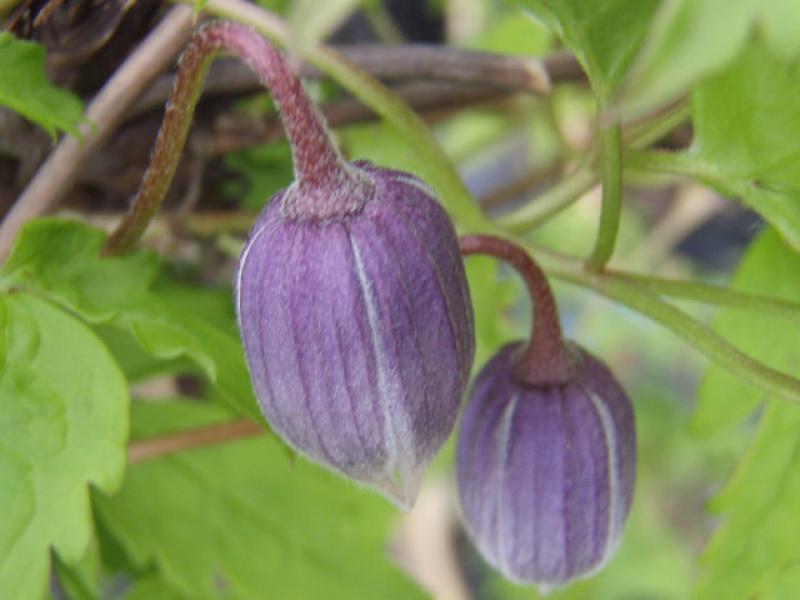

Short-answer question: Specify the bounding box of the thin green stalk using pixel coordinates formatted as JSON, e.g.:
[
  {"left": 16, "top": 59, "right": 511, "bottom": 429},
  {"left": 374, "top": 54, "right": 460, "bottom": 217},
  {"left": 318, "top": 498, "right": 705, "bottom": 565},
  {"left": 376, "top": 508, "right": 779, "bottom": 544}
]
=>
[
  {"left": 625, "top": 149, "right": 721, "bottom": 182},
  {"left": 531, "top": 248, "right": 800, "bottom": 404},
  {"left": 501, "top": 101, "right": 690, "bottom": 234},
  {"left": 623, "top": 98, "right": 690, "bottom": 149},
  {"left": 586, "top": 121, "right": 623, "bottom": 269},
  {"left": 498, "top": 165, "right": 598, "bottom": 232},
  {"left": 199, "top": 0, "right": 491, "bottom": 232},
  {"left": 608, "top": 272, "right": 800, "bottom": 323}
]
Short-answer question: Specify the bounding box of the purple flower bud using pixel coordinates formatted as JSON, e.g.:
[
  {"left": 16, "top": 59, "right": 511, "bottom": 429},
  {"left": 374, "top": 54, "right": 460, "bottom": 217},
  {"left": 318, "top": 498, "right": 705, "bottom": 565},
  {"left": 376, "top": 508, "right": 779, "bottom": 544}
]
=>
[
  {"left": 236, "top": 161, "right": 475, "bottom": 508},
  {"left": 457, "top": 342, "right": 636, "bottom": 590}
]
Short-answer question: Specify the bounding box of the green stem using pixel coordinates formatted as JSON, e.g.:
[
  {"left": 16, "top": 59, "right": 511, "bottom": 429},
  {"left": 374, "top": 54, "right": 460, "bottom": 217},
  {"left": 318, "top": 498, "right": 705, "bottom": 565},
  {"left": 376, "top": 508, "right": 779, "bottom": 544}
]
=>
[
  {"left": 498, "top": 164, "right": 597, "bottom": 232},
  {"left": 623, "top": 98, "right": 690, "bottom": 149},
  {"left": 625, "top": 149, "right": 721, "bottom": 183},
  {"left": 608, "top": 272, "right": 800, "bottom": 323},
  {"left": 500, "top": 101, "right": 690, "bottom": 233},
  {"left": 586, "top": 120, "right": 623, "bottom": 269},
  {"left": 198, "top": 0, "right": 490, "bottom": 232}
]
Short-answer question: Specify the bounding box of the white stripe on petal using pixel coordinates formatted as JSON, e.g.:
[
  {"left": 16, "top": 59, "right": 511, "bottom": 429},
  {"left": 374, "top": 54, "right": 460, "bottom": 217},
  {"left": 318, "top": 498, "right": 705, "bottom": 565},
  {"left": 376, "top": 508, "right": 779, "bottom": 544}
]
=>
[
  {"left": 491, "top": 393, "right": 519, "bottom": 578},
  {"left": 586, "top": 390, "right": 622, "bottom": 567},
  {"left": 349, "top": 235, "right": 416, "bottom": 504},
  {"left": 235, "top": 219, "right": 273, "bottom": 327},
  {"left": 394, "top": 174, "right": 436, "bottom": 198}
]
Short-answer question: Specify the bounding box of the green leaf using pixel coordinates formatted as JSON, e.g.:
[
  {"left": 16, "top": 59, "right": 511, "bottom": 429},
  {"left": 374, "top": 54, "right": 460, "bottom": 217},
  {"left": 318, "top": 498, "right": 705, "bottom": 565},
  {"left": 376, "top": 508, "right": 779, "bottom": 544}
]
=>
[
  {"left": 121, "top": 297, "right": 260, "bottom": 420},
  {"left": 0, "top": 32, "right": 84, "bottom": 137},
  {"left": 695, "top": 403, "right": 800, "bottom": 598},
  {"left": 94, "top": 401, "right": 425, "bottom": 600},
  {"left": 694, "top": 229, "right": 800, "bottom": 597},
  {"left": 694, "top": 229, "right": 800, "bottom": 433},
  {"left": 0, "top": 293, "right": 128, "bottom": 599},
  {"left": 0, "top": 218, "right": 160, "bottom": 321},
  {"left": 520, "top": 0, "right": 659, "bottom": 99},
  {"left": 691, "top": 41, "right": 800, "bottom": 251},
  {"left": 1, "top": 219, "right": 260, "bottom": 419},
  {"left": 621, "top": 0, "right": 800, "bottom": 116},
  {"left": 123, "top": 576, "right": 189, "bottom": 600}
]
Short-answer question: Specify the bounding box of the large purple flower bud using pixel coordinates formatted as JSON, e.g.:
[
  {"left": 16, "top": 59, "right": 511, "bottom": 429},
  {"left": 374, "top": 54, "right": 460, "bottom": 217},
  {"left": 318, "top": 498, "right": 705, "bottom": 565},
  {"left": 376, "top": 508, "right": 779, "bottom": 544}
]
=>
[
  {"left": 223, "top": 24, "right": 474, "bottom": 507},
  {"left": 456, "top": 236, "right": 636, "bottom": 590}
]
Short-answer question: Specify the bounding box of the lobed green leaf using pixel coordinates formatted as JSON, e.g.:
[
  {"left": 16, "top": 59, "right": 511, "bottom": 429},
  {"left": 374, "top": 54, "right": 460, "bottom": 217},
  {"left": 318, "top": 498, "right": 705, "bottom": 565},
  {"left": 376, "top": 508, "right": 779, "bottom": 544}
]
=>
[
  {"left": 95, "top": 400, "right": 425, "bottom": 600},
  {"left": 520, "top": 0, "right": 658, "bottom": 99},
  {"left": 0, "top": 293, "right": 128, "bottom": 599},
  {"left": 694, "top": 229, "right": 800, "bottom": 597},
  {"left": 1, "top": 218, "right": 259, "bottom": 419},
  {"left": 621, "top": 0, "right": 800, "bottom": 116}
]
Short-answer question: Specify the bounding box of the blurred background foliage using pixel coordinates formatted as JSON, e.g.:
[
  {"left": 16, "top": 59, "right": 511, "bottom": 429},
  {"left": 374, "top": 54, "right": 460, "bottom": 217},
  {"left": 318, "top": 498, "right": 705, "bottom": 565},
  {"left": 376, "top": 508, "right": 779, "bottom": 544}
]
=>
[{"left": 2, "top": 0, "right": 800, "bottom": 598}]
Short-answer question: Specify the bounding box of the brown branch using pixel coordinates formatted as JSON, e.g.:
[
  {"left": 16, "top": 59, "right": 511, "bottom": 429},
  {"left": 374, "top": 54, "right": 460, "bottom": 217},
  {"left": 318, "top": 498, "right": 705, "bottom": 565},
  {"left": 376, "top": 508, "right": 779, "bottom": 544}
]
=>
[
  {"left": 0, "top": 6, "right": 198, "bottom": 260},
  {"left": 127, "top": 418, "right": 264, "bottom": 464},
  {"left": 131, "top": 45, "right": 583, "bottom": 118},
  {"left": 305, "top": 43, "right": 554, "bottom": 93}
]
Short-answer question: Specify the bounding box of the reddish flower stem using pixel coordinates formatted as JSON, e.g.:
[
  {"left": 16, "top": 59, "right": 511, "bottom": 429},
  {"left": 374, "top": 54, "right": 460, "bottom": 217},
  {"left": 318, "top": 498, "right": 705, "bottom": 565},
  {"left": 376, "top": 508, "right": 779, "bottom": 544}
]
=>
[
  {"left": 104, "top": 21, "right": 351, "bottom": 255},
  {"left": 459, "top": 234, "right": 573, "bottom": 385}
]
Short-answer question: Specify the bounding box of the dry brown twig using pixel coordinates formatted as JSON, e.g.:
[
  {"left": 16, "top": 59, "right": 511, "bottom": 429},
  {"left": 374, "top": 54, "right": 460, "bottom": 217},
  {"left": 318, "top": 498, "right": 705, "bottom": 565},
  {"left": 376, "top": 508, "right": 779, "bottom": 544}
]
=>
[
  {"left": 127, "top": 418, "right": 264, "bottom": 464},
  {"left": 0, "top": 6, "right": 198, "bottom": 259}
]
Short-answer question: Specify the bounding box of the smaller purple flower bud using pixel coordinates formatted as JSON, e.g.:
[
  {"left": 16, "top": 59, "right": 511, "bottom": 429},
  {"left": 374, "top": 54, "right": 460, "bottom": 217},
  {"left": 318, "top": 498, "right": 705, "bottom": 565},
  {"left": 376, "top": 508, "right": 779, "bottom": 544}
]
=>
[
  {"left": 457, "top": 342, "right": 636, "bottom": 590},
  {"left": 456, "top": 235, "right": 636, "bottom": 590}
]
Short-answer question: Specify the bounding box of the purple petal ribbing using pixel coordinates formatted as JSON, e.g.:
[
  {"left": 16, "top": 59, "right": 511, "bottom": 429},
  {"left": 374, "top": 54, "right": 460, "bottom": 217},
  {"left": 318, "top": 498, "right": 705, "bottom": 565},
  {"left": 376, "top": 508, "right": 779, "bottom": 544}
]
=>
[
  {"left": 236, "top": 162, "right": 474, "bottom": 507},
  {"left": 457, "top": 342, "right": 636, "bottom": 589}
]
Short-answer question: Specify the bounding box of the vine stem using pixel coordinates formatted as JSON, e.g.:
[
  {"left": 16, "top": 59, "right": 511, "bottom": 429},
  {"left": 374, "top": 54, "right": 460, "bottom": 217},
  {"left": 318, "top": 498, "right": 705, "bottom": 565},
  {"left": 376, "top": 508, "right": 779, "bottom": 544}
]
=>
[
  {"left": 459, "top": 234, "right": 573, "bottom": 385},
  {"left": 104, "top": 20, "right": 364, "bottom": 255},
  {"left": 607, "top": 272, "right": 800, "bottom": 322},
  {"left": 586, "top": 119, "right": 623, "bottom": 269}
]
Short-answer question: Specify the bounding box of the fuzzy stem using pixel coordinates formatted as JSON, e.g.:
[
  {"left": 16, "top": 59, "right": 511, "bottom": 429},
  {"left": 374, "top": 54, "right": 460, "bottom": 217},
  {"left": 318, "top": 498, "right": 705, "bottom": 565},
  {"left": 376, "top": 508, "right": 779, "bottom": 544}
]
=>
[
  {"left": 104, "top": 21, "right": 352, "bottom": 255},
  {"left": 459, "top": 234, "right": 573, "bottom": 386}
]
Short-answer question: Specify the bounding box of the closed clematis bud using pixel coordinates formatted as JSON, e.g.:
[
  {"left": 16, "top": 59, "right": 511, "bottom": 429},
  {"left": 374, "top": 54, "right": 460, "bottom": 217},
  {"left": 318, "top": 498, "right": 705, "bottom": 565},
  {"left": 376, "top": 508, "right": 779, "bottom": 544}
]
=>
[
  {"left": 456, "top": 236, "right": 636, "bottom": 590},
  {"left": 223, "top": 24, "right": 474, "bottom": 507}
]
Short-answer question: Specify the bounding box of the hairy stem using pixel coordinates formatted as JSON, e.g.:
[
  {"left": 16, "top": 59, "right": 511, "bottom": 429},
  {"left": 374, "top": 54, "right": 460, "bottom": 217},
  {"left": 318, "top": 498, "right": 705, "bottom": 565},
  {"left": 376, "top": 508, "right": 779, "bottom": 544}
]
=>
[
  {"left": 198, "top": 0, "right": 489, "bottom": 230},
  {"left": 104, "top": 20, "right": 351, "bottom": 255},
  {"left": 460, "top": 234, "right": 573, "bottom": 385}
]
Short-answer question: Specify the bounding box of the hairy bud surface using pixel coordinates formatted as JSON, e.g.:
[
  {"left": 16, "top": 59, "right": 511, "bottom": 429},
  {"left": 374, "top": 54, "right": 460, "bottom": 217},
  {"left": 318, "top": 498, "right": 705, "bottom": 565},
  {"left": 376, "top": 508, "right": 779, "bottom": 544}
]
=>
[{"left": 237, "top": 162, "right": 475, "bottom": 507}]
